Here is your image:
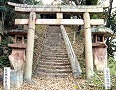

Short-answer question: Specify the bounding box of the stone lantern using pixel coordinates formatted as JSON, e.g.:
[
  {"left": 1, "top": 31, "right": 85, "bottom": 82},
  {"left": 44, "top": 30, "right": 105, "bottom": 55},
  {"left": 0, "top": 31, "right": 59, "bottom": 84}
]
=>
[
  {"left": 92, "top": 26, "right": 113, "bottom": 71},
  {"left": 8, "top": 30, "right": 27, "bottom": 88}
]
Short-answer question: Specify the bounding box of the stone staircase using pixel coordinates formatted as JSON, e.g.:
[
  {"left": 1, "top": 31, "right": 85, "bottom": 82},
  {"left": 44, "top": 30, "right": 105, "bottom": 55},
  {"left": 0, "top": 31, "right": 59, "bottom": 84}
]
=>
[{"left": 37, "top": 25, "right": 72, "bottom": 77}]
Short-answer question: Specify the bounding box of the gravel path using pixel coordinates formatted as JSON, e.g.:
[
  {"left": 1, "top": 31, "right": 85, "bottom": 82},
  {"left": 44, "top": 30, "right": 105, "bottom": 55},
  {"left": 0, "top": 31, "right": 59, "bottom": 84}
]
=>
[{"left": 11, "top": 74, "right": 82, "bottom": 90}]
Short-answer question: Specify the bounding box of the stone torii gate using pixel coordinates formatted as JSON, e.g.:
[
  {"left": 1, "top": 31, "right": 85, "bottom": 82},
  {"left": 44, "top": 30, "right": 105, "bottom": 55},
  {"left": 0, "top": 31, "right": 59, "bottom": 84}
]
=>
[{"left": 8, "top": 2, "right": 104, "bottom": 81}]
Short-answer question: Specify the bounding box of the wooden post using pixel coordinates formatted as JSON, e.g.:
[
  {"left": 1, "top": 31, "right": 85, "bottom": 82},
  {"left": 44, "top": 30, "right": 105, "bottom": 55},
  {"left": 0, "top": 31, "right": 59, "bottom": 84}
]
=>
[
  {"left": 24, "top": 12, "right": 36, "bottom": 81},
  {"left": 83, "top": 12, "right": 93, "bottom": 79}
]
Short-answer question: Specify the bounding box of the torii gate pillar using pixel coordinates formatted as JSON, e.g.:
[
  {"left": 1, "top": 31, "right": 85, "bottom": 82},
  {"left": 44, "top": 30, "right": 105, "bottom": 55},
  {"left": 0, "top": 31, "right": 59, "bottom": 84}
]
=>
[
  {"left": 24, "top": 12, "right": 36, "bottom": 81},
  {"left": 83, "top": 12, "right": 94, "bottom": 79}
]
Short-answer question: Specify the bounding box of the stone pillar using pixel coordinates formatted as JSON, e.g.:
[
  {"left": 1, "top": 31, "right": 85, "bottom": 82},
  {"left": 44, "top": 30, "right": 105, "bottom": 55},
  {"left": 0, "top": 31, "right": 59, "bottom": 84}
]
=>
[
  {"left": 83, "top": 12, "right": 93, "bottom": 79},
  {"left": 57, "top": 13, "right": 63, "bottom": 19},
  {"left": 24, "top": 12, "right": 36, "bottom": 81}
]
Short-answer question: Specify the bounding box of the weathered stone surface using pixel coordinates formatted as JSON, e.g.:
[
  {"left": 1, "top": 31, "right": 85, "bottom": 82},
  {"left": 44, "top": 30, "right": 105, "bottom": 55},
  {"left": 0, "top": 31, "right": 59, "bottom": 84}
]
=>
[
  {"left": 9, "top": 49, "right": 25, "bottom": 70},
  {"left": 93, "top": 47, "right": 107, "bottom": 71},
  {"left": 91, "top": 26, "right": 113, "bottom": 36},
  {"left": 24, "top": 12, "right": 36, "bottom": 80},
  {"left": 8, "top": 29, "right": 27, "bottom": 36},
  {"left": 83, "top": 12, "right": 93, "bottom": 79},
  {"left": 10, "top": 70, "right": 23, "bottom": 89},
  {"left": 8, "top": 35, "right": 26, "bottom": 71},
  {"left": 8, "top": 35, "right": 26, "bottom": 89},
  {"left": 8, "top": 2, "right": 103, "bottom": 13},
  {"left": 8, "top": 44, "right": 26, "bottom": 48},
  {"left": 15, "top": 19, "right": 104, "bottom": 25}
]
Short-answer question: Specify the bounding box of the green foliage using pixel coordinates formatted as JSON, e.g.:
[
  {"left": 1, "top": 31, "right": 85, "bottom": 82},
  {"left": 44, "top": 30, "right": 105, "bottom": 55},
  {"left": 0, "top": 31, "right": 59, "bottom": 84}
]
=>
[
  {"left": 79, "top": 72, "right": 105, "bottom": 90},
  {"left": 91, "top": 13, "right": 106, "bottom": 19},
  {"left": 0, "top": 34, "right": 12, "bottom": 68},
  {"left": 3, "top": 0, "right": 42, "bottom": 29},
  {"left": 8, "top": 0, "right": 23, "bottom": 4},
  {"left": 0, "top": 55, "right": 10, "bottom": 68},
  {"left": 87, "top": 72, "right": 104, "bottom": 88},
  {"left": 0, "top": 6, "right": 7, "bottom": 12},
  {"left": 106, "top": 12, "right": 116, "bottom": 56},
  {"left": 0, "top": 41, "right": 10, "bottom": 68},
  {"left": 109, "top": 13, "right": 116, "bottom": 33},
  {"left": 85, "top": 0, "right": 98, "bottom": 5},
  {"left": 108, "top": 57, "right": 116, "bottom": 76}
]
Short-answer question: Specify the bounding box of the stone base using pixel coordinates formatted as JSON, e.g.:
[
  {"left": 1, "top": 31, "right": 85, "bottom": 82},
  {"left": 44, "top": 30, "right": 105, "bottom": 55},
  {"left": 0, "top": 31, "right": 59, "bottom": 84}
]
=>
[{"left": 10, "top": 70, "right": 23, "bottom": 89}]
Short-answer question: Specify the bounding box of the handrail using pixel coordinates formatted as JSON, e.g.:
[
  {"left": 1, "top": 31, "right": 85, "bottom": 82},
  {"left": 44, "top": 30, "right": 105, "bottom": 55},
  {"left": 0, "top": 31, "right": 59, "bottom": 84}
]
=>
[{"left": 60, "top": 25, "right": 82, "bottom": 77}]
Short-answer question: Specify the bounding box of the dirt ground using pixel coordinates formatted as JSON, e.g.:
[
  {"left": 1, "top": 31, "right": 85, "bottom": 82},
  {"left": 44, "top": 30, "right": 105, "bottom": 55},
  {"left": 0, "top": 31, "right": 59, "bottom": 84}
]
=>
[{"left": 0, "top": 74, "right": 86, "bottom": 90}]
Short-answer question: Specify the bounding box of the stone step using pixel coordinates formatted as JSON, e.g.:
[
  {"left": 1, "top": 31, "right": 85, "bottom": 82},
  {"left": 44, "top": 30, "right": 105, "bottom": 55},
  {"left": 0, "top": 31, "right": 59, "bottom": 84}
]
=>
[
  {"left": 44, "top": 48, "right": 66, "bottom": 52},
  {"left": 42, "top": 53, "right": 68, "bottom": 56},
  {"left": 38, "top": 67, "right": 71, "bottom": 71},
  {"left": 43, "top": 44, "right": 65, "bottom": 46},
  {"left": 38, "top": 64, "right": 71, "bottom": 68},
  {"left": 43, "top": 51, "right": 67, "bottom": 54},
  {"left": 41, "top": 55, "right": 68, "bottom": 58},
  {"left": 45, "top": 38, "right": 63, "bottom": 40},
  {"left": 38, "top": 64, "right": 71, "bottom": 69},
  {"left": 43, "top": 46, "right": 65, "bottom": 49},
  {"left": 45, "top": 34, "right": 62, "bottom": 36},
  {"left": 42, "top": 52, "right": 68, "bottom": 56},
  {"left": 39, "top": 59, "right": 70, "bottom": 63},
  {"left": 41, "top": 56, "right": 68, "bottom": 60},
  {"left": 46, "top": 35, "right": 61, "bottom": 37},
  {"left": 40, "top": 59, "right": 69, "bottom": 62},
  {"left": 44, "top": 39, "right": 63, "bottom": 41},
  {"left": 46, "top": 32, "right": 62, "bottom": 34},
  {"left": 38, "top": 68, "right": 72, "bottom": 73},
  {"left": 41, "top": 56, "right": 69, "bottom": 60},
  {"left": 39, "top": 61, "right": 70, "bottom": 66},
  {"left": 37, "top": 72, "right": 71, "bottom": 78}
]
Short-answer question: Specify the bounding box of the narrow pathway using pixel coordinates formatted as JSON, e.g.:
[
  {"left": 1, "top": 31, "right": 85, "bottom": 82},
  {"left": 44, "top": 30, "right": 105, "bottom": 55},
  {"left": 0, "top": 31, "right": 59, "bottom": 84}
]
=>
[{"left": 37, "top": 25, "right": 72, "bottom": 77}]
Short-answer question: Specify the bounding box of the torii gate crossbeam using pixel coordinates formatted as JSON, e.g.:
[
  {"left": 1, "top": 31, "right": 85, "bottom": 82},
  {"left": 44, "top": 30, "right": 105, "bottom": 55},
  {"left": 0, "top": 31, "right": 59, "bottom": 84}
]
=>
[{"left": 15, "top": 19, "right": 104, "bottom": 25}]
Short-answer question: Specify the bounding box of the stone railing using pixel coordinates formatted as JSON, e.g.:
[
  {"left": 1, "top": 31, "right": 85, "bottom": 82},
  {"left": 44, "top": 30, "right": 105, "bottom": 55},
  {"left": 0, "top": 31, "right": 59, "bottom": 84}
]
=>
[{"left": 60, "top": 25, "right": 82, "bottom": 77}]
